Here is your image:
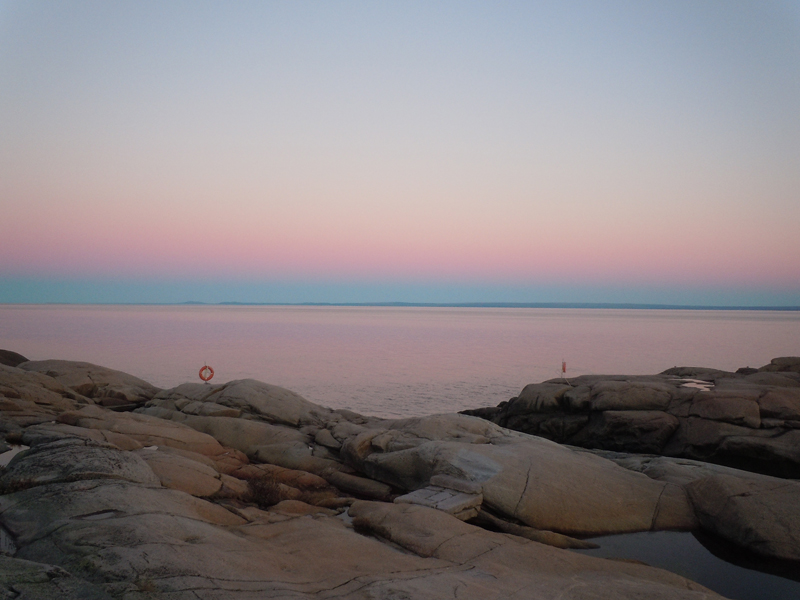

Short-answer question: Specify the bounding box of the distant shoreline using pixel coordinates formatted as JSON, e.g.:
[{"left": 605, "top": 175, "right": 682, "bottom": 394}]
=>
[{"left": 3, "top": 301, "right": 800, "bottom": 311}]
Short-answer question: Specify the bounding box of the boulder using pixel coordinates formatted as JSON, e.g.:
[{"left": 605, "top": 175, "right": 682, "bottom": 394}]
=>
[
  {"left": 19, "top": 360, "right": 160, "bottom": 403},
  {"left": 662, "top": 417, "right": 775, "bottom": 462},
  {"left": 717, "top": 431, "right": 800, "bottom": 478},
  {"left": 590, "top": 381, "right": 674, "bottom": 411},
  {"left": 563, "top": 384, "right": 592, "bottom": 410},
  {"left": 345, "top": 413, "right": 695, "bottom": 535},
  {"left": 572, "top": 410, "right": 679, "bottom": 453},
  {"left": 507, "top": 383, "right": 572, "bottom": 414},
  {"left": 758, "top": 387, "right": 800, "bottom": 420},
  {"left": 689, "top": 393, "right": 761, "bottom": 428},
  {"left": 314, "top": 427, "right": 342, "bottom": 449},
  {"left": 687, "top": 474, "right": 800, "bottom": 561},
  {"left": 0, "top": 349, "right": 28, "bottom": 368},
  {"left": 0, "top": 438, "right": 160, "bottom": 493},
  {"left": 153, "top": 379, "right": 334, "bottom": 427},
  {"left": 0, "top": 364, "right": 89, "bottom": 429},
  {"left": 758, "top": 356, "right": 800, "bottom": 374}
]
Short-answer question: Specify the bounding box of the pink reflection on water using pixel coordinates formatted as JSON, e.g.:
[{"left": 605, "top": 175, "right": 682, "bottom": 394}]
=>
[{"left": 2, "top": 305, "right": 799, "bottom": 418}]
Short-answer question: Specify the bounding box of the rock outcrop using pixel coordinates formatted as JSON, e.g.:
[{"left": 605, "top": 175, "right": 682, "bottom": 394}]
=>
[
  {"left": 19, "top": 360, "right": 161, "bottom": 409},
  {"left": 2, "top": 352, "right": 799, "bottom": 598},
  {"left": 463, "top": 357, "right": 800, "bottom": 478},
  {"left": 0, "top": 435, "right": 722, "bottom": 600},
  {"left": 0, "top": 350, "right": 28, "bottom": 368}
]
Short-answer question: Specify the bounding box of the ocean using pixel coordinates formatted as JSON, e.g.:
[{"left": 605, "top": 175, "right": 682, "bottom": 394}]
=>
[{"left": 2, "top": 304, "right": 799, "bottom": 418}]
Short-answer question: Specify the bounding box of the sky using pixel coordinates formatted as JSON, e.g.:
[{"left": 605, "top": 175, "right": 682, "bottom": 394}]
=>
[{"left": 1, "top": 1, "right": 799, "bottom": 305}]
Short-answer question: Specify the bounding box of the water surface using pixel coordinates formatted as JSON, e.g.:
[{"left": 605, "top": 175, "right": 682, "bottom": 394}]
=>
[
  {"left": 1, "top": 304, "right": 799, "bottom": 418},
  {"left": 573, "top": 531, "right": 800, "bottom": 600}
]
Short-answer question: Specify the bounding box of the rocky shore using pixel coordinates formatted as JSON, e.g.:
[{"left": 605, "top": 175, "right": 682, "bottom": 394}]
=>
[
  {"left": 462, "top": 357, "right": 800, "bottom": 478},
  {"left": 1, "top": 351, "right": 798, "bottom": 599}
]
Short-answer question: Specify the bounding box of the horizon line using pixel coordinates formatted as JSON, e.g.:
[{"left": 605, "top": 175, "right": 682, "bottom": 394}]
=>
[{"left": 3, "top": 301, "right": 800, "bottom": 311}]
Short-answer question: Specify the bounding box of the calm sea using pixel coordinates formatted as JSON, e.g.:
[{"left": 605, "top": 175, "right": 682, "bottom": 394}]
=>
[{"left": 2, "top": 304, "right": 799, "bottom": 418}]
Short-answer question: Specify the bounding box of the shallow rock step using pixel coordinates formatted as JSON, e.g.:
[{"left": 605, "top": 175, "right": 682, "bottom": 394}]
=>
[{"left": 394, "top": 485, "right": 483, "bottom": 520}]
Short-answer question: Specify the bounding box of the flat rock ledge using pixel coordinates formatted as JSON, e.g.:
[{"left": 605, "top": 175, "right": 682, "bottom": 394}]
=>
[
  {"left": 463, "top": 357, "right": 800, "bottom": 479},
  {"left": 2, "top": 353, "right": 799, "bottom": 599}
]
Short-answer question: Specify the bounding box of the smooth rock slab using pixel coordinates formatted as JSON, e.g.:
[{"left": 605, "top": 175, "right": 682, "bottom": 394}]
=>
[
  {"left": 136, "top": 408, "right": 308, "bottom": 456},
  {"left": 590, "top": 381, "right": 673, "bottom": 411},
  {"left": 757, "top": 387, "right": 800, "bottom": 420},
  {"left": 689, "top": 393, "right": 761, "bottom": 428},
  {"left": 0, "top": 438, "right": 160, "bottom": 492},
  {"left": 573, "top": 410, "right": 679, "bottom": 453},
  {"left": 0, "top": 349, "right": 28, "bottom": 368},
  {"left": 687, "top": 474, "right": 800, "bottom": 561},
  {"left": 347, "top": 414, "right": 695, "bottom": 535},
  {"left": 137, "top": 448, "right": 223, "bottom": 497},
  {"left": 19, "top": 422, "right": 144, "bottom": 451},
  {"left": 0, "top": 479, "right": 245, "bottom": 547},
  {"left": 0, "top": 555, "right": 111, "bottom": 600},
  {"left": 350, "top": 501, "right": 722, "bottom": 599},
  {"left": 58, "top": 405, "right": 228, "bottom": 457},
  {"left": 19, "top": 359, "right": 160, "bottom": 402},
  {"left": 153, "top": 379, "right": 335, "bottom": 427},
  {"left": 0, "top": 364, "right": 89, "bottom": 428}
]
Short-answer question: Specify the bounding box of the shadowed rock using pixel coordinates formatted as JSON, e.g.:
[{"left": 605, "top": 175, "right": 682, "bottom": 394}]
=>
[
  {"left": 463, "top": 357, "right": 800, "bottom": 478},
  {"left": 687, "top": 474, "right": 800, "bottom": 561},
  {"left": 0, "top": 350, "right": 28, "bottom": 368}
]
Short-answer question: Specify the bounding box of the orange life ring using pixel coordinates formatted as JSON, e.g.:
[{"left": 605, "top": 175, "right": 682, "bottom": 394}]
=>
[{"left": 199, "top": 365, "right": 214, "bottom": 382}]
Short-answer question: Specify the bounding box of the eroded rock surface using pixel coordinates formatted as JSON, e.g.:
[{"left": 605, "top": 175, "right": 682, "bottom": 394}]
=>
[
  {"left": 0, "top": 363, "right": 92, "bottom": 433},
  {"left": 1, "top": 355, "right": 797, "bottom": 598},
  {"left": 464, "top": 357, "right": 800, "bottom": 478},
  {"left": 0, "top": 441, "right": 720, "bottom": 599},
  {"left": 19, "top": 360, "right": 161, "bottom": 407}
]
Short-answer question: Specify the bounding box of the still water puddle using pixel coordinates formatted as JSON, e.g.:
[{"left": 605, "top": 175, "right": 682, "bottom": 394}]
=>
[{"left": 572, "top": 530, "right": 800, "bottom": 600}]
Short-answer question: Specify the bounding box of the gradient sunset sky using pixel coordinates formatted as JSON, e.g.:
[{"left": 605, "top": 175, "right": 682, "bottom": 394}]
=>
[{"left": 1, "top": 1, "right": 799, "bottom": 305}]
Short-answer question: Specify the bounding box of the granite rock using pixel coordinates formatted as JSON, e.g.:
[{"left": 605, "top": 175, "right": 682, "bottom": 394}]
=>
[
  {"left": 19, "top": 360, "right": 160, "bottom": 404},
  {"left": 463, "top": 358, "right": 800, "bottom": 478}
]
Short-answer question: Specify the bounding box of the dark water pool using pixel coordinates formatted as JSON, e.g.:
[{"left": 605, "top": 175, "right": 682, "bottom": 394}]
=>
[{"left": 572, "top": 530, "right": 800, "bottom": 600}]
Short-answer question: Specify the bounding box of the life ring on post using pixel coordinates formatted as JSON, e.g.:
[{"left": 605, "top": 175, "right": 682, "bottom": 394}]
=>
[{"left": 199, "top": 365, "right": 214, "bottom": 382}]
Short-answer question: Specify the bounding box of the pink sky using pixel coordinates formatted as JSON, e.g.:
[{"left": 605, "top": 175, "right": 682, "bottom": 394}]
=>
[{"left": 1, "top": 2, "right": 799, "bottom": 304}]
